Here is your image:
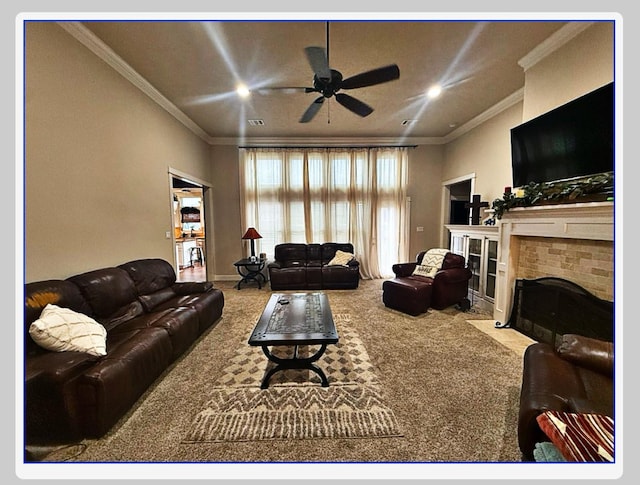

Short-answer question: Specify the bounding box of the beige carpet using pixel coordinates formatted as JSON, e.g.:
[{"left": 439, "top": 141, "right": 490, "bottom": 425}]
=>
[{"left": 36, "top": 279, "right": 525, "bottom": 465}]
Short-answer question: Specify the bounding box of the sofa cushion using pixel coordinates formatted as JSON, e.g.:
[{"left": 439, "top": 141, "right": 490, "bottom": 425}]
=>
[
  {"left": 29, "top": 304, "right": 107, "bottom": 357},
  {"left": 172, "top": 281, "right": 213, "bottom": 295},
  {"left": 307, "top": 243, "right": 322, "bottom": 261},
  {"left": 118, "top": 258, "right": 177, "bottom": 295},
  {"left": 108, "top": 307, "right": 200, "bottom": 361},
  {"left": 320, "top": 243, "right": 355, "bottom": 264},
  {"left": 274, "top": 243, "right": 308, "bottom": 262},
  {"left": 97, "top": 300, "right": 145, "bottom": 332},
  {"left": 25, "top": 279, "right": 95, "bottom": 355},
  {"left": 153, "top": 289, "right": 225, "bottom": 334},
  {"left": 76, "top": 327, "right": 173, "bottom": 438},
  {"left": 67, "top": 267, "right": 138, "bottom": 319},
  {"left": 138, "top": 287, "right": 177, "bottom": 312},
  {"left": 25, "top": 280, "right": 93, "bottom": 326},
  {"left": 536, "top": 410, "right": 614, "bottom": 462}
]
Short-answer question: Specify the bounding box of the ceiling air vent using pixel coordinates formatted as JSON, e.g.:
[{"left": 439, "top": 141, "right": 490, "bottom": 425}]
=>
[
  {"left": 401, "top": 119, "right": 417, "bottom": 125},
  {"left": 248, "top": 119, "right": 265, "bottom": 126}
]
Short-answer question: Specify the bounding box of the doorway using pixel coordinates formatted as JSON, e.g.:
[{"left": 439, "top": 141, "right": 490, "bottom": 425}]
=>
[
  {"left": 449, "top": 179, "right": 472, "bottom": 225},
  {"left": 441, "top": 174, "right": 474, "bottom": 247},
  {"left": 171, "top": 175, "right": 208, "bottom": 282}
]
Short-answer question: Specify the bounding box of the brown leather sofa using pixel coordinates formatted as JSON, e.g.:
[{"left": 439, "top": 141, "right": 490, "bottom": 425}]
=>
[
  {"left": 24, "top": 258, "right": 224, "bottom": 447},
  {"left": 268, "top": 242, "right": 360, "bottom": 290},
  {"left": 382, "top": 251, "right": 472, "bottom": 315},
  {"left": 518, "top": 333, "right": 614, "bottom": 461}
]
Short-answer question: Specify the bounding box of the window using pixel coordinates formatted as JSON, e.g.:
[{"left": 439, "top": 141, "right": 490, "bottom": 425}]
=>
[{"left": 240, "top": 147, "right": 409, "bottom": 278}]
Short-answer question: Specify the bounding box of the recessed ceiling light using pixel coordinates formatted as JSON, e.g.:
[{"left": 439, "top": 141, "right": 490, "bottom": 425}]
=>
[
  {"left": 426, "top": 84, "right": 442, "bottom": 99},
  {"left": 236, "top": 83, "right": 250, "bottom": 98},
  {"left": 401, "top": 119, "right": 417, "bottom": 125}
]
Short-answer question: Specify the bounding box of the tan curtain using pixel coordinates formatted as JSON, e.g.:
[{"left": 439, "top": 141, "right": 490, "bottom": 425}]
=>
[{"left": 239, "top": 146, "right": 409, "bottom": 278}]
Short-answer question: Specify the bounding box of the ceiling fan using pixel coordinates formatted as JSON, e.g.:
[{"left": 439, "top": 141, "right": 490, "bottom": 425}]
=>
[{"left": 262, "top": 22, "right": 400, "bottom": 123}]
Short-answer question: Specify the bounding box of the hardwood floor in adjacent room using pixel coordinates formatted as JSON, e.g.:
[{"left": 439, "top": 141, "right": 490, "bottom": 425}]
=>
[{"left": 178, "top": 264, "right": 206, "bottom": 282}]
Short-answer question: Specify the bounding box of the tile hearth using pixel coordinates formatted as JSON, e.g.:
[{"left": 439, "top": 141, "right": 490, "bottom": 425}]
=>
[{"left": 466, "top": 319, "right": 535, "bottom": 357}]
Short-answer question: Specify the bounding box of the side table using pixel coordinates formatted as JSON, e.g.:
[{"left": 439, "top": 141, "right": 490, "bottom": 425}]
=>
[{"left": 234, "top": 258, "right": 267, "bottom": 289}]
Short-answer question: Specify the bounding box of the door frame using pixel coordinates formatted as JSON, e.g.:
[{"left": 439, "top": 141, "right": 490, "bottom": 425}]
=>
[
  {"left": 168, "top": 167, "right": 214, "bottom": 280},
  {"left": 440, "top": 173, "right": 475, "bottom": 247}
]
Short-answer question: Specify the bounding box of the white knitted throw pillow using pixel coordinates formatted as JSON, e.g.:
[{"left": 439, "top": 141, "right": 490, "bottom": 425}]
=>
[
  {"left": 29, "top": 304, "right": 107, "bottom": 356},
  {"left": 412, "top": 248, "right": 449, "bottom": 278}
]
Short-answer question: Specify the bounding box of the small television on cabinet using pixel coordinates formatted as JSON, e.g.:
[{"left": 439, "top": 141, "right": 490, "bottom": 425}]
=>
[{"left": 510, "top": 82, "right": 614, "bottom": 188}]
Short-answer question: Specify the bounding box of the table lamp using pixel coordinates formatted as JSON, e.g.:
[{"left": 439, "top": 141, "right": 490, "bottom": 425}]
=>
[{"left": 242, "top": 227, "right": 262, "bottom": 259}]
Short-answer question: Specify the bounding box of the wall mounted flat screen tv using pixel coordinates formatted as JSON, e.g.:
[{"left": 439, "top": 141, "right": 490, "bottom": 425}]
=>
[{"left": 510, "top": 82, "right": 614, "bottom": 188}]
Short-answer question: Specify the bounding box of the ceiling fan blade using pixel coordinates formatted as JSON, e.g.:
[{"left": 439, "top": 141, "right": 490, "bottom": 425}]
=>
[
  {"left": 340, "top": 64, "right": 400, "bottom": 90},
  {"left": 335, "top": 93, "right": 374, "bottom": 117},
  {"left": 304, "top": 46, "right": 331, "bottom": 80},
  {"left": 299, "top": 96, "right": 325, "bottom": 123}
]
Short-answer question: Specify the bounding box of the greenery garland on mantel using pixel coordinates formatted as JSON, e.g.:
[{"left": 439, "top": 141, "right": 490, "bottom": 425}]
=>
[{"left": 491, "top": 171, "right": 614, "bottom": 220}]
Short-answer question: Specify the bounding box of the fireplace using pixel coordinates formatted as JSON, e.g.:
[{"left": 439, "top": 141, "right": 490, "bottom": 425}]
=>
[
  {"left": 493, "top": 201, "right": 614, "bottom": 328},
  {"left": 506, "top": 276, "right": 614, "bottom": 346}
]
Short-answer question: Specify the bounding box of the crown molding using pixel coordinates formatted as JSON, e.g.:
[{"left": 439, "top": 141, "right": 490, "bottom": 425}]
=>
[
  {"left": 440, "top": 88, "right": 524, "bottom": 144},
  {"left": 518, "top": 21, "right": 594, "bottom": 72},
  {"left": 57, "top": 22, "right": 212, "bottom": 144},
  {"left": 212, "top": 136, "right": 444, "bottom": 147}
]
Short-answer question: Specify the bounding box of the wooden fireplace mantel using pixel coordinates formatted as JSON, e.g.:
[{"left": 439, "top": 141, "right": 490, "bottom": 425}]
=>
[{"left": 493, "top": 201, "right": 614, "bottom": 325}]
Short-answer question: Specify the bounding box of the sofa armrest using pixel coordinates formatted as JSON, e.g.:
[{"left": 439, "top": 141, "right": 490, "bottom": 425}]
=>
[
  {"left": 171, "top": 281, "right": 213, "bottom": 295},
  {"left": 392, "top": 262, "right": 417, "bottom": 277},
  {"left": 27, "top": 351, "right": 97, "bottom": 386},
  {"left": 433, "top": 267, "right": 472, "bottom": 284},
  {"left": 267, "top": 261, "right": 283, "bottom": 270},
  {"left": 518, "top": 342, "right": 577, "bottom": 459},
  {"left": 556, "top": 334, "right": 614, "bottom": 377}
]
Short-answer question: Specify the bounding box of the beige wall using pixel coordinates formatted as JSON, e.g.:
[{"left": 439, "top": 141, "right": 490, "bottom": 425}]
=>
[
  {"left": 210, "top": 145, "right": 243, "bottom": 278},
  {"left": 25, "top": 23, "right": 212, "bottom": 282},
  {"left": 443, "top": 103, "right": 523, "bottom": 211},
  {"left": 406, "top": 145, "right": 445, "bottom": 259}
]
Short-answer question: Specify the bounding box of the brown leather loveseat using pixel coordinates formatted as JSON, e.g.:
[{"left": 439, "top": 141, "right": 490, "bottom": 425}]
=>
[
  {"left": 518, "top": 333, "right": 614, "bottom": 461},
  {"left": 268, "top": 242, "right": 360, "bottom": 290},
  {"left": 24, "top": 258, "right": 224, "bottom": 447}
]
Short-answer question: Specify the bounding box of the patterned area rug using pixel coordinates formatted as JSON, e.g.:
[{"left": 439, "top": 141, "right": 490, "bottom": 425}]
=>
[{"left": 183, "top": 314, "right": 403, "bottom": 443}]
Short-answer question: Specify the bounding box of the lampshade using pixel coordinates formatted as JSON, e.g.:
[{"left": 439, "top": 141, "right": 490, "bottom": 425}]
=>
[{"left": 242, "top": 227, "right": 262, "bottom": 240}]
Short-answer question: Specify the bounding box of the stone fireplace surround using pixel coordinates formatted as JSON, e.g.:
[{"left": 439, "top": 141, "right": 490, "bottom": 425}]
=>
[{"left": 493, "top": 201, "right": 615, "bottom": 326}]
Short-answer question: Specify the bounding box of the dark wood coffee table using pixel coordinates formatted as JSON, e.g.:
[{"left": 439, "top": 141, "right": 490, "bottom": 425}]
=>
[{"left": 248, "top": 292, "right": 338, "bottom": 389}]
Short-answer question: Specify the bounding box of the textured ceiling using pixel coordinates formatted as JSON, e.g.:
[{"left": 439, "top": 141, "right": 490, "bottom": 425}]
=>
[{"left": 80, "top": 18, "right": 571, "bottom": 143}]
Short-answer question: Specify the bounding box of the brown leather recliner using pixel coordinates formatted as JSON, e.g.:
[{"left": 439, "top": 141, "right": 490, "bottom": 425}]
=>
[
  {"left": 518, "top": 333, "right": 614, "bottom": 461},
  {"left": 382, "top": 250, "right": 472, "bottom": 315}
]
